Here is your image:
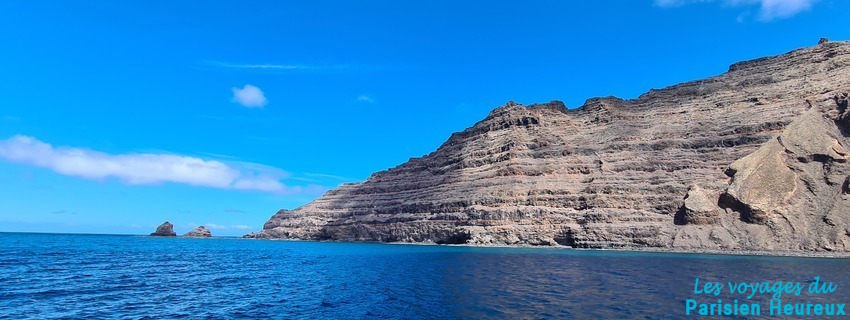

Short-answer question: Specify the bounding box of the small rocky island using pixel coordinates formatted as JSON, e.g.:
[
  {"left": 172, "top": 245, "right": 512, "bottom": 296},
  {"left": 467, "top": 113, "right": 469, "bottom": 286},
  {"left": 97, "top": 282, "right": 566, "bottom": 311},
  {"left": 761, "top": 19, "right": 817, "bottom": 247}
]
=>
[
  {"left": 149, "top": 221, "right": 176, "bottom": 237},
  {"left": 183, "top": 226, "right": 212, "bottom": 238},
  {"left": 149, "top": 222, "right": 213, "bottom": 237}
]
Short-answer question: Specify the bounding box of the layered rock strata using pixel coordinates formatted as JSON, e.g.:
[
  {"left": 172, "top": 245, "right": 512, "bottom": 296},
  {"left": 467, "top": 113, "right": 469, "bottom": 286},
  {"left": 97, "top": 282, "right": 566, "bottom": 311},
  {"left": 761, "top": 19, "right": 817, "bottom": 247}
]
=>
[{"left": 251, "top": 41, "right": 850, "bottom": 252}]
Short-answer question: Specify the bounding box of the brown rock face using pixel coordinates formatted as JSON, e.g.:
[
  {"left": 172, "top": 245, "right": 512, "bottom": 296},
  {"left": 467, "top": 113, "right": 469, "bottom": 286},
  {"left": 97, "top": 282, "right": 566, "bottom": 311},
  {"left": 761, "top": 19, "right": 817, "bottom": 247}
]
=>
[
  {"left": 675, "top": 185, "right": 721, "bottom": 225},
  {"left": 150, "top": 221, "right": 176, "bottom": 237},
  {"left": 183, "top": 226, "right": 212, "bottom": 238},
  {"left": 256, "top": 41, "right": 850, "bottom": 252}
]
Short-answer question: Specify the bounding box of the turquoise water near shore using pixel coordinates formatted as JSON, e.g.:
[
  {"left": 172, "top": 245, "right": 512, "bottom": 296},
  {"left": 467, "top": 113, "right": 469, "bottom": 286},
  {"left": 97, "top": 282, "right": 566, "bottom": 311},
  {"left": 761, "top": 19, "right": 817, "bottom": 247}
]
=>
[{"left": 1, "top": 232, "right": 849, "bottom": 319}]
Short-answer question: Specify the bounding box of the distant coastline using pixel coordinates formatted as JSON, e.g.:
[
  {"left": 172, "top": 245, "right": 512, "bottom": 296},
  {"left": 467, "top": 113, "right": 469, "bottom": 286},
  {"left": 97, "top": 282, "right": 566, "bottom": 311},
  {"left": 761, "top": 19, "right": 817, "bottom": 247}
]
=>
[
  {"left": 237, "top": 236, "right": 850, "bottom": 259},
  {"left": 5, "top": 230, "right": 848, "bottom": 258}
]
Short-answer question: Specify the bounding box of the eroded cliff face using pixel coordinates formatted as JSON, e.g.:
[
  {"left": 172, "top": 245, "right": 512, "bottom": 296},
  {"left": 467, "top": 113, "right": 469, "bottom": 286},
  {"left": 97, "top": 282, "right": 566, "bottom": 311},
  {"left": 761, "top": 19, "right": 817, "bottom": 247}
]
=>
[{"left": 252, "top": 41, "right": 850, "bottom": 252}]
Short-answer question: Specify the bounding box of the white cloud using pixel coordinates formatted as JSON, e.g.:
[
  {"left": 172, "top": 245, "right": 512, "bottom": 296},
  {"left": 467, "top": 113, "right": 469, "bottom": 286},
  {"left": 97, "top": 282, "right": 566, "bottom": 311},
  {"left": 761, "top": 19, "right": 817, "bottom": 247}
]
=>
[
  {"left": 231, "top": 84, "right": 268, "bottom": 108},
  {"left": 757, "top": 0, "right": 815, "bottom": 20},
  {"left": 654, "top": 0, "right": 709, "bottom": 6},
  {"left": 356, "top": 95, "right": 375, "bottom": 103},
  {"left": 215, "top": 63, "right": 307, "bottom": 70},
  {"left": 202, "top": 223, "right": 252, "bottom": 230},
  {"left": 303, "top": 172, "right": 354, "bottom": 181},
  {"left": 51, "top": 210, "right": 78, "bottom": 215},
  {"left": 0, "top": 135, "right": 287, "bottom": 192},
  {"left": 208, "top": 61, "right": 355, "bottom": 72},
  {"left": 653, "top": 0, "right": 816, "bottom": 21}
]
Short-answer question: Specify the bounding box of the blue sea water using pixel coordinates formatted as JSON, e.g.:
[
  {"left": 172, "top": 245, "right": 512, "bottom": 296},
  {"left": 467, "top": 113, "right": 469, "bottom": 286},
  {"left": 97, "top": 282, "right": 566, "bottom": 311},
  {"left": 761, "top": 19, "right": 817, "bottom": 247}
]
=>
[{"left": 1, "top": 233, "right": 849, "bottom": 319}]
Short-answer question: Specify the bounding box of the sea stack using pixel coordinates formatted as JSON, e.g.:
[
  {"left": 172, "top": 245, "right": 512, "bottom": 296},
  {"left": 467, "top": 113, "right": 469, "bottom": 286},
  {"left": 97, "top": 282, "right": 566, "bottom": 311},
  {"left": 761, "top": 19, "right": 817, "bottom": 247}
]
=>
[
  {"left": 183, "top": 226, "right": 212, "bottom": 238},
  {"left": 150, "top": 221, "right": 177, "bottom": 237}
]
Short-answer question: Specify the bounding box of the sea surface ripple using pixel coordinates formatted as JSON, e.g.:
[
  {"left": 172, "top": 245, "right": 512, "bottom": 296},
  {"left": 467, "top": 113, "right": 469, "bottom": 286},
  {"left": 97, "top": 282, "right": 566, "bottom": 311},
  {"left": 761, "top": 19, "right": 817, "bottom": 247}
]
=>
[{"left": 1, "top": 233, "right": 849, "bottom": 319}]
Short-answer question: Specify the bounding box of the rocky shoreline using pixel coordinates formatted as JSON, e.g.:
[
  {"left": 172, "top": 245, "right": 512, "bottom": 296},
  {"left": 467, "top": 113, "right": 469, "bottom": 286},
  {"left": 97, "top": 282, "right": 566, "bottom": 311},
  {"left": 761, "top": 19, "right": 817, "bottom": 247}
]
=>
[{"left": 239, "top": 237, "right": 850, "bottom": 259}]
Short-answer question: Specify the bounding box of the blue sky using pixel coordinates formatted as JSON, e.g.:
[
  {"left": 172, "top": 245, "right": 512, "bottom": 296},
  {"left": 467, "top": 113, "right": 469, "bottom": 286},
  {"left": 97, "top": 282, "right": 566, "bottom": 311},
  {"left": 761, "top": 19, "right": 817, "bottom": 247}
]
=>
[{"left": 1, "top": 0, "right": 848, "bottom": 236}]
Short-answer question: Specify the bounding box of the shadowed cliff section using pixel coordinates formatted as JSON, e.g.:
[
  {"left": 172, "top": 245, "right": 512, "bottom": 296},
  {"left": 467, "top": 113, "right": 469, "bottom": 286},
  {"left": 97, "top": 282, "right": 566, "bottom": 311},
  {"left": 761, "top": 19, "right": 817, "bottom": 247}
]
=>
[{"left": 251, "top": 41, "right": 850, "bottom": 252}]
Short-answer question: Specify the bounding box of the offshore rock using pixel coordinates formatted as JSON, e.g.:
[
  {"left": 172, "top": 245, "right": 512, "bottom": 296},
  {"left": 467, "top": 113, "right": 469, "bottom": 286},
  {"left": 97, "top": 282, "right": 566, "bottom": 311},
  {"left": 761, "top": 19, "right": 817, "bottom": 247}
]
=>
[
  {"left": 150, "top": 221, "right": 176, "bottom": 237},
  {"left": 254, "top": 41, "right": 850, "bottom": 252},
  {"left": 183, "top": 226, "right": 212, "bottom": 238},
  {"left": 243, "top": 232, "right": 272, "bottom": 239}
]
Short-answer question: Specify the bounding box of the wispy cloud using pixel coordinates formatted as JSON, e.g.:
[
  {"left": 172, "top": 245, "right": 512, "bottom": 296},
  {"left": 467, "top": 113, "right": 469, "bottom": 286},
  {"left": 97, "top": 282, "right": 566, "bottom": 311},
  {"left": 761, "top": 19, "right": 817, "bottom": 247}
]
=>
[
  {"left": 198, "top": 115, "right": 287, "bottom": 124},
  {"left": 224, "top": 209, "right": 246, "bottom": 213},
  {"left": 653, "top": 0, "right": 817, "bottom": 21},
  {"left": 232, "top": 84, "right": 268, "bottom": 108},
  {"left": 290, "top": 172, "right": 357, "bottom": 184},
  {"left": 207, "top": 61, "right": 357, "bottom": 72},
  {"left": 756, "top": 0, "right": 816, "bottom": 20},
  {"left": 197, "top": 152, "right": 242, "bottom": 161},
  {"left": 303, "top": 172, "right": 354, "bottom": 181},
  {"left": 0, "top": 135, "right": 292, "bottom": 193},
  {"left": 356, "top": 95, "right": 375, "bottom": 103},
  {"left": 654, "top": 0, "right": 709, "bottom": 6},
  {"left": 202, "top": 223, "right": 252, "bottom": 230},
  {"left": 214, "top": 62, "right": 308, "bottom": 70},
  {"left": 51, "top": 210, "right": 78, "bottom": 215}
]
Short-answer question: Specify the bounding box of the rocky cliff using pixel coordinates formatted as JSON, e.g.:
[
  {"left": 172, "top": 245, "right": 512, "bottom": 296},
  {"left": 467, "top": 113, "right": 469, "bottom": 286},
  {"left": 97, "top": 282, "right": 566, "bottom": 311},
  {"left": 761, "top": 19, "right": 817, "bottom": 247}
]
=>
[{"left": 252, "top": 41, "right": 850, "bottom": 252}]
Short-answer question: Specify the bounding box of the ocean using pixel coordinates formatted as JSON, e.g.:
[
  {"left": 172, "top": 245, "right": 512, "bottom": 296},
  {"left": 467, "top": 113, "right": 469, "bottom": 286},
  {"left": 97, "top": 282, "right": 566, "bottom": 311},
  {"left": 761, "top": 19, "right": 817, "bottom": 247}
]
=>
[{"left": 1, "top": 232, "right": 848, "bottom": 319}]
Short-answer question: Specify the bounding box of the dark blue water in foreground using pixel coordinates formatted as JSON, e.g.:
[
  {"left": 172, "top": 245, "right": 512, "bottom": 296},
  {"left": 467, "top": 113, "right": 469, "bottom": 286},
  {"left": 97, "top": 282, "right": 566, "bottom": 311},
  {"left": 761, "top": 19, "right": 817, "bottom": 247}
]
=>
[{"left": 1, "top": 233, "right": 849, "bottom": 319}]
